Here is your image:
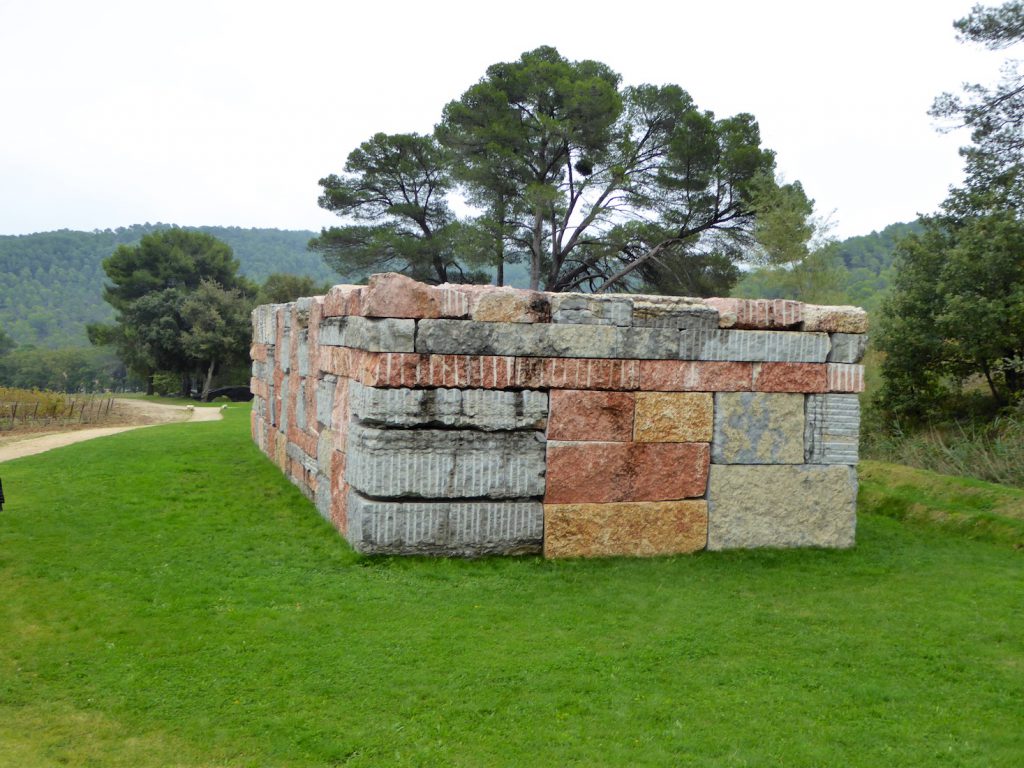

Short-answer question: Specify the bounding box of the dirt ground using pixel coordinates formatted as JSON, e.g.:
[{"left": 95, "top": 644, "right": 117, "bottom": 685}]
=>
[{"left": 0, "top": 399, "right": 224, "bottom": 463}]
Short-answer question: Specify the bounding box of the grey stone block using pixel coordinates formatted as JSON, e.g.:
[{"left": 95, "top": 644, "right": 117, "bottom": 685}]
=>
[
  {"left": 286, "top": 442, "right": 318, "bottom": 474},
  {"left": 827, "top": 333, "right": 869, "bottom": 363},
  {"left": 712, "top": 392, "right": 805, "bottom": 464},
  {"left": 317, "top": 429, "right": 335, "bottom": 474},
  {"left": 349, "top": 381, "right": 548, "bottom": 431},
  {"left": 251, "top": 360, "right": 268, "bottom": 380},
  {"left": 346, "top": 491, "right": 543, "bottom": 556},
  {"left": 294, "top": 379, "right": 306, "bottom": 430},
  {"left": 549, "top": 294, "right": 633, "bottom": 326},
  {"left": 279, "top": 377, "right": 290, "bottom": 434},
  {"left": 319, "top": 316, "right": 415, "bottom": 352},
  {"left": 707, "top": 464, "right": 857, "bottom": 550},
  {"left": 805, "top": 394, "right": 860, "bottom": 465},
  {"left": 316, "top": 375, "right": 337, "bottom": 427},
  {"left": 279, "top": 309, "right": 292, "bottom": 372},
  {"left": 296, "top": 331, "right": 310, "bottom": 376},
  {"left": 315, "top": 475, "right": 332, "bottom": 521},
  {"left": 294, "top": 296, "right": 314, "bottom": 329},
  {"left": 345, "top": 423, "right": 546, "bottom": 499},
  {"left": 414, "top": 319, "right": 681, "bottom": 360},
  {"left": 251, "top": 304, "right": 279, "bottom": 344},
  {"left": 684, "top": 329, "right": 830, "bottom": 362}
]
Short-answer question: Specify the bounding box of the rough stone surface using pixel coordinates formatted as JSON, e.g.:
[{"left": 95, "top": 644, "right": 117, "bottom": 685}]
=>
[
  {"left": 802, "top": 304, "right": 869, "bottom": 334},
  {"left": 633, "top": 392, "right": 713, "bottom": 442},
  {"left": 415, "top": 319, "right": 681, "bottom": 360},
  {"left": 346, "top": 492, "right": 543, "bottom": 556},
  {"left": 345, "top": 423, "right": 547, "bottom": 499},
  {"left": 712, "top": 392, "right": 804, "bottom": 464},
  {"left": 549, "top": 294, "right": 633, "bottom": 326},
  {"left": 752, "top": 363, "right": 828, "bottom": 393},
  {"left": 707, "top": 464, "right": 856, "bottom": 549},
  {"left": 360, "top": 272, "right": 441, "bottom": 319},
  {"left": 545, "top": 441, "right": 709, "bottom": 503},
  {"left": 472, "top": 288, "right": 551, "bottom": 323},
  {"left": 544, "top": 500, "right": 708, "bottom": 558},
  {"left": 805, "top": 394, "right": 860, "bottom": 465},
  {"left": 349, "top": 382, "right": 548, "bottom": 431},
  {"left": 547, "top": 390, "right": 635, "bottom": 441},
  {"left": 638, "top": 361, "right": 752, "bottom": 392},
  {"left": 684, "top": 329, "right": 830, "bottom": 362},
  {"left": 319, "top": 316, "right": 416, "bottom": 352},
  {"left": 827, "top": 363, "right": 865, "bottom": 393},
  {"left": 827, "top": 333, "right": 869, "bottom": 364}
]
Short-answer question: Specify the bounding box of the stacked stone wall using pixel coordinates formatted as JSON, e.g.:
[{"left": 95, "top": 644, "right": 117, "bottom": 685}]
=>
[{"left": 250, "top": 273, "right": 867, "bottom": 558}]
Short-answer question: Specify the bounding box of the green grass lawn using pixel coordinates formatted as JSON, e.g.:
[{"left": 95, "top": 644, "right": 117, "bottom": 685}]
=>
[{"left": 0, "top": 409, "right": 1021, "bottom": 767}]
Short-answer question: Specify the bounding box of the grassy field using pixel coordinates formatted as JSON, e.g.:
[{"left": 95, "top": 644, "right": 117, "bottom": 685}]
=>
[{"left": 0, "top": 409, "right": 1021, "bottom": 766}]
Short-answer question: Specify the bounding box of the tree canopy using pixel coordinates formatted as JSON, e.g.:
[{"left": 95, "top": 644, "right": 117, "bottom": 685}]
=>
[
  {"left": 314, "top": 46, "right": 798, "bottom": 295},
  {"left": 90, "top": 228, "right": 254, "bottom": 396},
  {"left": 877, "top": 1, "right": 1024, "bottom": 418}
]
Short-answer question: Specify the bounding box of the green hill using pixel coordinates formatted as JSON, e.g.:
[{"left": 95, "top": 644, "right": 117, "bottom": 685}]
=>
[{"left": 0, "top": 224, "right": 329, "bottom": 347}]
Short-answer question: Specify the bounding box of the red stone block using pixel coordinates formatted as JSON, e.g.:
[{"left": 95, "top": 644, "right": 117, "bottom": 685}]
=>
[
  {"left": 323, "top": 284, "right": 363, "bottom": 317},
  {"left": 357, "top": 353, "right": 520, "bottom": 390},
  {"left": 545, "top": 442, "right": 709, "bottom": 504},
  {"left": 548, "top": 390, "right": 635, "bottom": 441},
  {"left": 638, "top": 361, "right": 752, "bottom": 392},
  {"left": 360, "top": 272, "right": 441, "bottom": 319},
  {"left": 307, "top": 297, "right": 324, "bottom": 349},
  {"left": 250, "top": 343, "right": 269, "bottom": 363},
  {"left": 515, "top": 357, "right": 641, "bottom": 391},
  {"left": 331, "top": 377, "right": 351, "bottom": 446},
  {"left": 752, "top": 363, "right": 828, "bottom": 393}
]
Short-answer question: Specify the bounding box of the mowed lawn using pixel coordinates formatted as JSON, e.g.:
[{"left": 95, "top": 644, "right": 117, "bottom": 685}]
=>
[{"left": 0, "top": 408, "right": 1021, "bottom": 767}]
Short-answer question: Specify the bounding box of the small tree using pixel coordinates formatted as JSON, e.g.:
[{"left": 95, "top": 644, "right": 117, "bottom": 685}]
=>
[{"left": 181, "top": 280, "right": 253, "bottom": 400}]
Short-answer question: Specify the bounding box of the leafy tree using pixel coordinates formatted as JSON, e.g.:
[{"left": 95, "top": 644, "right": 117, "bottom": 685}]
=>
[
  {"left": 181, "top": 280, "right": 253, "bottom": 400},
  {"left": 0, "top": 326, "right": 14, "bottom": 358},
  {"left": 878, "top": 2, "right": 1024, "bottom": 418},
  {"left": 310, "top": 133, "right": 485, "bottom": 284},
  {"left": 438, "top": 48, "right": 780, "bottom": 293},
  {"left": 90, "top": 229, "right": 253, "bottom": 396},
  {"left": 257, "top": 273, "right": 333, "bottom": 304}
]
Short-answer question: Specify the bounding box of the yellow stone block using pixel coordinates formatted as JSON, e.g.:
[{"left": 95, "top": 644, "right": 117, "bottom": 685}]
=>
[
  {"left": 544, "top": 500, "right": 708, "bottom": 558},
  {"left": 633, "top": 392, "right": 713, "bottom": 442}
]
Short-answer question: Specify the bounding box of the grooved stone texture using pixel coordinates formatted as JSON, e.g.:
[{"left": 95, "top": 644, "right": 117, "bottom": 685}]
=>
[
  {"left": 707, "top": 464, "right": 857, "bottom": 550},
  {"left": 251, "top": 273, "right": 867, "bottom": 557}
]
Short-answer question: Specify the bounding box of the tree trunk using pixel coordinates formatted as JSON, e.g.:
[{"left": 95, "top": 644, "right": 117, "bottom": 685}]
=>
[
  {"left": 181, "top": 373, "right": 192, "bottom": 400},
  {"left": 145, "top": 373, "right": 154, "bottom": 396},
  {"left": 530, "top": 207, "right": 543, "bottom": 291},
  {"left": 201, "top": 359, "right": 216, "bottom": 402}
]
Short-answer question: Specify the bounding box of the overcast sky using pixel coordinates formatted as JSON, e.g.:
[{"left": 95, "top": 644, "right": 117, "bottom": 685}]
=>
[{"left": 0, "top": 0, "right": 1009, "bottom": 240}]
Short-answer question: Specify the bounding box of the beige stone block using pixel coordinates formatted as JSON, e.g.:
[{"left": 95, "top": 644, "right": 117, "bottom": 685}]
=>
[
  {"left": 802, "top": 304, "right": 869, "bottom": 334},
  {"left": 707, "top": 464, "right": 856, "bottom": 550},
  {"left": 634, "top": 392, "right": 713, "bottom": 442},
  {"left": 544, "top": 500, "right": 708, "bottom": 558}
]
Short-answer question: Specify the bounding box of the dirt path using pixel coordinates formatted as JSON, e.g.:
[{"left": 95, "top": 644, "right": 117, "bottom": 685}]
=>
[{"left": 0, "top": 399, "right": 224, "bottom": 463}]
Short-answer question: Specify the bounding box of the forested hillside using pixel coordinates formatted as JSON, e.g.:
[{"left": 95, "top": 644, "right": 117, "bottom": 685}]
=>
[{"left": 0, "top": 224, "right": 327, "bottom": 346}]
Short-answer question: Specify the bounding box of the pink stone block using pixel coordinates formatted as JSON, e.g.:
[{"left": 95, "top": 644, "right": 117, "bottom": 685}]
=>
[
  {"left": 472, "top": 287, "right": 550, "bottom": 323},
  {"left": 322, "top": 284, "right": 363, "bottom": 317},
  {"left": 360, "top": 272, "right": 441, "bottom": 318},
  {"left": 706, "top": 298, "right": 803, "bottom": 329},
  {"left": 827, "top": 363, "right": 865, "bottom": 393},
  {"left": 250, "top": 343, "right": 269, "bottom": 363},
  {"left": 638, "top": 361, "right": 752, "bottom": 392},
  {"left": 545, "top": 442, "right": 709, "bottom": 504},
  {"left": 548, "top": 390, "right": 635, "bottom": 441},
  {"left": 752, "top": 363, "right": 828, "bottom": 393}
]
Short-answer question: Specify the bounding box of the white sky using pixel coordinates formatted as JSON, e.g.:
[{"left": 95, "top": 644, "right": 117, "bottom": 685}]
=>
[{"left": 0, "top": 0, "right": 1009, "bottom": 240}]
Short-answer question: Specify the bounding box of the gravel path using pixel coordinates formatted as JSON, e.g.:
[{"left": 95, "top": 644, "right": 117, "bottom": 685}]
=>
[{"left": 0, "top": 399, "right": 224, "bottom": 463}]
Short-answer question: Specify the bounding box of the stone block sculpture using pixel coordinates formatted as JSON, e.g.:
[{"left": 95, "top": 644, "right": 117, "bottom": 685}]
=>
[{"left": 250, "top": 273, "right": 867, "bottom": 558}]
